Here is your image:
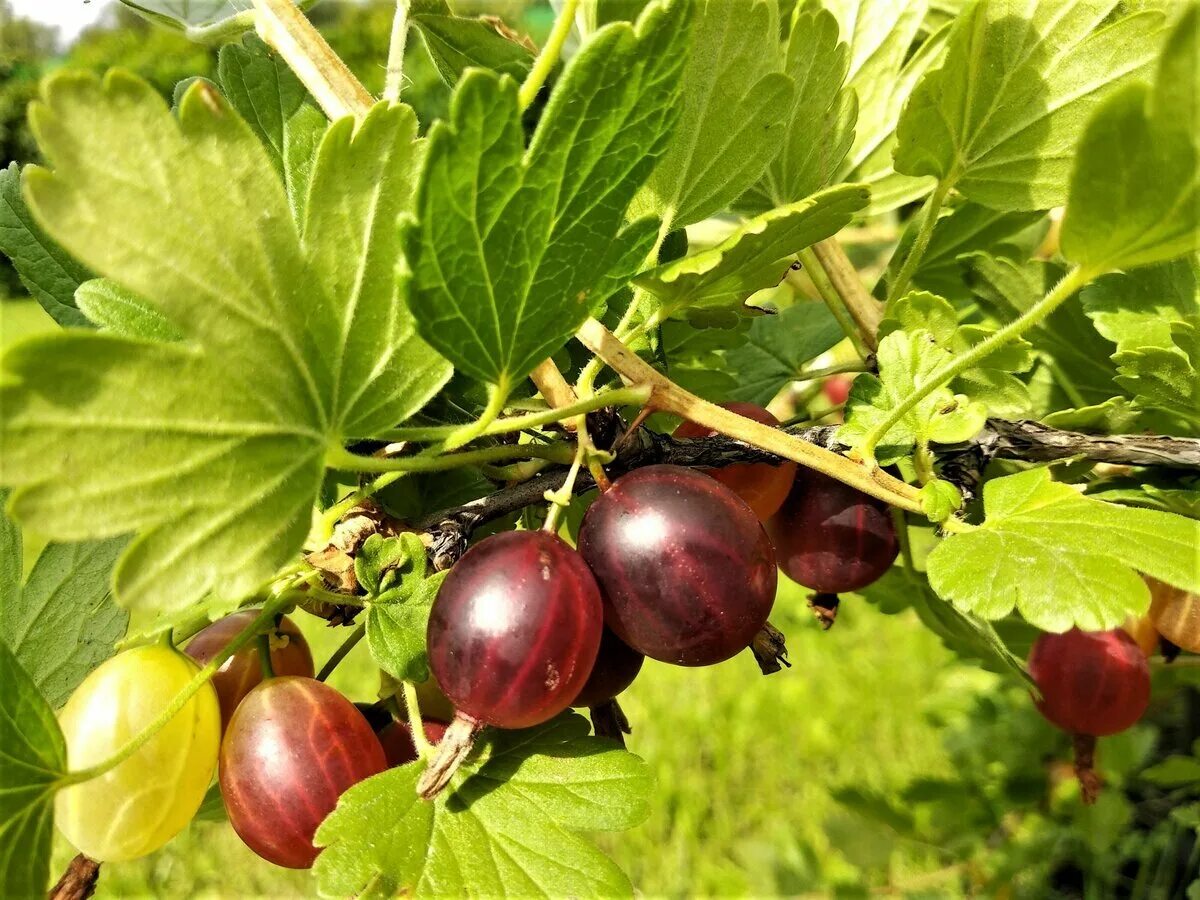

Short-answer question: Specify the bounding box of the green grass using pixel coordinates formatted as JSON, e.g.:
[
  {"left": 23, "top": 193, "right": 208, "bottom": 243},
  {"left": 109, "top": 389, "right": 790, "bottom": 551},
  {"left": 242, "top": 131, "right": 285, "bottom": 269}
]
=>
[{"left": 53, "top": 579, "right": 978, "bottom": 898}]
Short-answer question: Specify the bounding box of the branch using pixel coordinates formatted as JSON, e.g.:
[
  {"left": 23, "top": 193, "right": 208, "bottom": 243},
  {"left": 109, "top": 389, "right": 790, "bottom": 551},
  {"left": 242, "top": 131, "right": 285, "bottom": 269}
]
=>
[
  {"left": 980, "top": 419, "right": 1200, "bottom": 468},
  {"left": 49, "top": 855, "right": 100, "bottom": 900},
  {"left": 810, "top": 238, "right": 884, "bottom": 349}
]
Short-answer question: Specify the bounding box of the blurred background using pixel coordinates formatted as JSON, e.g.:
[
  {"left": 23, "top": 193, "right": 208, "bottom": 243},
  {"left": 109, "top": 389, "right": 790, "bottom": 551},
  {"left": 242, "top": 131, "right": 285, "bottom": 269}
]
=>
[{"left": 3, "top": 2, "right": 1199, "bottom": 897}]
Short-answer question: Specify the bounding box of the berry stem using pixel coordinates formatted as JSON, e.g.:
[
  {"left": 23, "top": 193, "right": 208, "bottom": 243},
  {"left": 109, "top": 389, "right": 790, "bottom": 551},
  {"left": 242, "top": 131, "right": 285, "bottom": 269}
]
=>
[
  {"left": 402, "top": 681, "right": 434, "bottom": 759},
  {"left": 315, "top": 621, "right": 366, "bottom": 682},
  {"left": 1072, "top": 732, "right": 1101, "bottom": 805},
  {"left": 257, "top": 633, "right": 276, "bottom": 680},
  {"left": 417, "top": 712, "right": 482, "bottom": 800},
  {"left": 56, "top": 597, "right": 291, "bottom": 788},
  {"left": 518, "top": 0, "right": 579, "bottom": 112}
]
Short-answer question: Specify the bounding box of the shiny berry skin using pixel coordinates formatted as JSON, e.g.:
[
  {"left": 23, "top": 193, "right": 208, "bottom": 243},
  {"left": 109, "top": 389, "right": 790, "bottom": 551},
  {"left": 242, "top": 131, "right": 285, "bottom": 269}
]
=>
[
  {"left": 767, "top": 467, "right": 898, "bottom": 593},
  {"left": 220, "top": 677, "right": 387, "bottom": 868},
  {"left": 578, "top": 464, "right": 777, "bottom": 667},
  {"left": 1027, "top": 629, "right": 1150, "bottom": 736},
  {"left": 1147, "top": 578, "right": 1200, "bottom": 652},
  {"left": 57, "top": 646, "right": 220, "bottom": 862},
  {"left": 379, "top": 719, "right": 449, "bottom": 767},
  {"left": 572, "top": 628, "right": 644, "bottom": 708},
  {"left": 674, "top": 402, "right": 797, "bottom": 521},
  {"left": 427, "top": 530, "right": 604, "bottom": 729},
  {"left": 822, "top": 375, "right": 853, "bottom": 407},
  {"left": 186, "top": 611, "right": 314, "bottom": 729}
]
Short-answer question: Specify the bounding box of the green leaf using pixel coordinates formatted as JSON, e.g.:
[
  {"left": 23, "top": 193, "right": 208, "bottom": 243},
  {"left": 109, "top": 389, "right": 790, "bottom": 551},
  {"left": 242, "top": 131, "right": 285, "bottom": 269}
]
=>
[
  {"left": 723, "top": 301, "right": 846, "bottom": 408},
  {"left": 361, "top": 533, "right": 446, "bottom": 683},
  {"left": 920, "top": 480, "right": 962, "bottom": 524},
  {"left": 659, "top": 318, "right": 747, "bottom": 404},
  {"left": 1140, "top": 755, "right": 1200, "bottom": 788},
  {"left": 840, "top": 328, "right": 988, "bottom": 464},
  {"left": 885, "top": 202, "right": 1046, "bottom": 300},
  {"left": 407, "top": 3, "right": 689, "bottom": 392},
  {"left": 1113, "top": 318, "right": 1200, "bottom": 426},
  {"left": 0, "top": 492, "right": 20, "bottom": 623},
  {"left": 3, "top": 538, "right": 129, "bottom": 710},
  {"left": 1061, "top": 5, "right": 1199, "bottom": 271},
  {"left": 314, "top": 713, "right": 652, "bottom": 897},
  {"left": 217, "top": 34, "right": 326, "bottom": 222},
  {"left": 1088, "top": 476, "right": 1200, "bottom": 520},
  {"left": 75, "top": 279, "right": 183, "bottom": 342},
  {"left": 927, "top": 467, "right": 1200, "bottom": 631},
  {"left": 880, "top": 290, "right": 1033, "bottom": 416},
  {"left": 0, "top": 641, "right": 67, "bottom": 899},
  {"left": 1082, "top": 258, "right": 1200, "bottom": 354},
  {"left": 634, "top": 0, "right": 793, "bottom": 231},
  {"left": 830, "top": 0, "right": 946, "bottom": 214},
  {"left": 0, "top": 162, "right": 92, "bottom": 328},
  {"left": 859, "top": 567, "right": 1032, "bottom": 687},
  {"left": 1, "top": 74, "right": 446, "bottom": 614},
  {"left": 412, "top": 14, "right": 535, "bottom": 87},
  {"left": 118, "top": 0, "right": 245, "bottom": 28},
  {"left": 895, "top": 0, "right": 1167, "bottom": 211},
  {"left": 634, "top": 185, "right": 870, "bottom": 323},
  {"left": 739, "top": 9, "right": 857, "bottom": 211},
  {"left": 968, "top": 253, "right": 1122, "bottom": 406},
  {"left": 1041, "top": 396, "right": 1142, "bottom": 434}
]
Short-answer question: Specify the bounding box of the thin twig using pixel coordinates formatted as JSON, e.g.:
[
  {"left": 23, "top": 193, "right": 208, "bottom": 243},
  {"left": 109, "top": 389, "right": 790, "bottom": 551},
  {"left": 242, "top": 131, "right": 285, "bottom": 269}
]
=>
[
  {"left": 383, "top": 0, "right": 411, "bottom": 104},
  {"left": 810, "top": 238, "right": 884, "bottom": 349}
]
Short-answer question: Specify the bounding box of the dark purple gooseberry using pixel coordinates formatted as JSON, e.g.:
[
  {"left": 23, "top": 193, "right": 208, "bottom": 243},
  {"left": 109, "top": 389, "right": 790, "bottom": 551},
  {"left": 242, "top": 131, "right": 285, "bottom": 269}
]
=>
[
  {"left": 571, "top": 627, "right": 644, "bottom": 708},
  {"left": 427, "top": 530, "right": 603, "bottom": 729},
  {"left": 578, "top": 464, "right": 777, "bottom": 667},
  {"left": 767, "top": 467, "right": 899, "bottom": 593}
]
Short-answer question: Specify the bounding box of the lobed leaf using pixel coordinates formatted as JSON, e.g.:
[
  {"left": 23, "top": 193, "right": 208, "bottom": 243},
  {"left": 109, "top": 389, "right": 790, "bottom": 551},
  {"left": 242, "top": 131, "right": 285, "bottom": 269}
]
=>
[
  {"left": 412, "top": 14, "right": 534, "bottom": 87},
  {"left": 314, "top": 713, "right": 652, "bottom": 898},
  {"left": 0, "top": 73, "right": 445, "bottom": 614},
  {"left": 634, "top": 185, "right": 870, "bottom": 324},
  {"left": 74, "top": 279, "right": 182, "bottom": 342},
  {"left": 1061, "top": 5, "right": 1199, "bottom": 272},
  {"left": 723, "top": 302, "right": 845, "bottom": 408},
  {"left": 634, "top": 0, "right": 793, "bottom": 231},
  {"left": 0, "top": 641, "right": 67, "bottom": 899},
  {"left": 406, "top": 2, "right": 690, "bottom": 393},
  {"left": 895, "top": 0, "right": 1167, "bottom": 211},
  {"left": 927, "top": 467, "right": 1200, "bottom": 631}
]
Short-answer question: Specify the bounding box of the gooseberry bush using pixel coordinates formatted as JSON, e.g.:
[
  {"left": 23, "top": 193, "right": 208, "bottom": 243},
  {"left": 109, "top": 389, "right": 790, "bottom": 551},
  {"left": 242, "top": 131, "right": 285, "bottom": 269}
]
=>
[{"left": 0, "top": 0, "right": 1198, "bottom": 896}]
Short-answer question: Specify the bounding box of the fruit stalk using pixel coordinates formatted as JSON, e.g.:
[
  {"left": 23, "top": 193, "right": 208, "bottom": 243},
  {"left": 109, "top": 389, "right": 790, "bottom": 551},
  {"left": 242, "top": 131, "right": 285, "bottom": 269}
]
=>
[{"left": 416, "top": 714, "right": 483, "bottom": 799}]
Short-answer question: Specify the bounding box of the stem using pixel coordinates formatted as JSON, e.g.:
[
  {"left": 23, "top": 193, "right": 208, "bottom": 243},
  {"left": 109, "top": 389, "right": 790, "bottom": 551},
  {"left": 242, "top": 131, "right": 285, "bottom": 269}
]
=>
[
  {"left": 530, "top": 358, "right": 579, "bottom": 415},
  {"left": 573, "top": 317, "right": 924, "bottom": 513},
  {"left": 57, "top": 599, "right": 290, "bottom": 788},
  {"left": 327, "top": 440, "right": 576, "bottom": 474},
  {"left": 543, "top": 421, "right": 588, "bottom": 533},
  {"left": 794, "top": 252, "right": 869, "bottom": 360},
  {"left": 257, "top": 633, "right": 275, "bottom": 680},
  {"left": 443, "top": 379, "right": 510, "bottom": 451},
  {"left": 186, "top": 9, "right": 255, "bottom": 42},
  {"left": 402, "top": 681, "right": 432, "bottom": 759},
  {"left": 797, "top": 360, "right": 869, "bottom": 382},
  {"left": 518, "top": 0, "right": 579, "bottom": 112},
  {"left": 252, "top": 0, "right": 374, "bottom": 122},
  {"left": 810, "top": 239, "right": 884, "bottom": 350},
  {"left": 372, "top": 385, "right": 651, "bottom": 443},
  {"left": 859, "top": 266, "right": 1091, "bottom": 464},
  {"left": 316, "top": 621, "right": 366, "bottom": 682},
  {"left": 888, "top": 179, "right": 951, "bottom": 303},
  {"left": 913, "top": 439, "right": 936, "bottom": 485},
  {"left": 383, "top": 0, "right": 411, "bottom": 104}
]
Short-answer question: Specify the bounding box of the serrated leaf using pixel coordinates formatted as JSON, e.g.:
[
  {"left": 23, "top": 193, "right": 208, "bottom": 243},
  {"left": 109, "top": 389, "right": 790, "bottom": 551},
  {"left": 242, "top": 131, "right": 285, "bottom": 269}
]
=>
[
  {"left": 412, "top": 14, "right": 535, "bottom": 87},
  {"left": 1089, "top": 477, "right": 1200, "bottom": 519},
  {"left": 3, "top": 537, "right": 129, "bottom": 710},
  {"left": 75, "top": 279, "right": 182, "bottom": 342},
  {"left": 314, "top": 713, "right": 652, "bottom": 898},
  {"left": 118, "top": 0, "right": 254, "bottom": 28},
  {"left": 859, "top": 566, "right": 1032, "bottom": 686},
  {"left": 723, "top": 301, "right": 845, "bottom": 408},
  {"left": 1113, "top": 318, "right": 1200, "bottom": 426},
  {"left": 920, "top": 479, "right": 962, "bottom": 523},
  {"left": 1041, "top": 396, "right": 1142, "bottom": 434},
  {"left": 840, "top": 328, "right": 988, "bottom": 463},
  {"left": 217, "top": 34, "right": 326, "bottom": 222},
  {"left": 407, "top": 3, "right": 689, "bottom": 393},
  {"left": 739, "top": 9, "right": 857, "bottom": 212},
  {"left": 361, "top": 533, "right": 445, "bottom": 683},
  {"left": 895, "top": 0, "right": 1167, "bottom": 211},
  {"left": 356, "top": 532, "right": 424, "bottom": 599},
  {"left": 0, "top": 162, "right": 92, "bottom": 328},
  {"left": 634, "top": 185, "right": 870, "bottom": 323},
  {"left": 1061, "top": 6, "right": 1199, "bottom": 272},
  {"left": 0, "top": 641, "right": 67, "bottom": 899},
  {"left": 884, "top": 202, "right": 1046, "bottom": 300},
  {"left": 0, "top": 74, "right": 447, "bottom": 614},
  {"left": 1082, "top": 258, "right": 1200, "bottom": 354},
  {"left": 659, "top": 318, "right": 747, "bottom": 404},
  {"left": 927, "top": 467, "right": 1200, "bottom": 631},
  {"left": 829, "top": 0, "right": 945, "bottom": 214},
  {"left": 968, "top": 253, "right": 1123, "bottom": 406},
  {"left": 634, "top": 0, "right": 792, "bottom": 231}
]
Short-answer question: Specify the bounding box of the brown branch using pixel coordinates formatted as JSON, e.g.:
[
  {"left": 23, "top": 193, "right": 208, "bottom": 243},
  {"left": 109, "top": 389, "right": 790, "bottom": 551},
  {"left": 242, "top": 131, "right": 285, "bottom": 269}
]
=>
[
  {"left": 980, "top": 419, "right": 1200, "bottom": 468},
  {"left": 49, "top": 855, "right": 100, "bottom": 900}
]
